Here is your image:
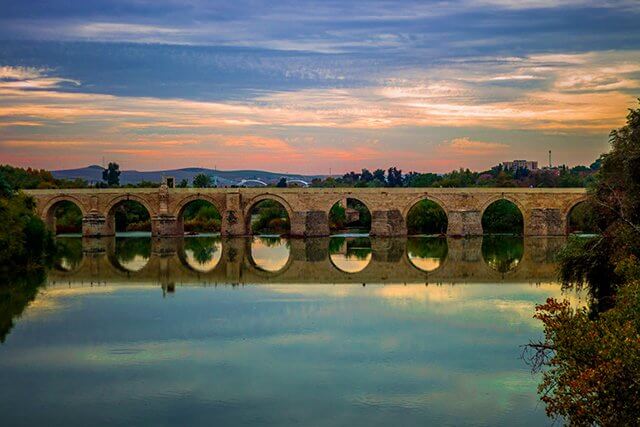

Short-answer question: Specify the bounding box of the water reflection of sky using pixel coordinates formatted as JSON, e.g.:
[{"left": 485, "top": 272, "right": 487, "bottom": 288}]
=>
[
  {"left": 0, "top": 282, "right": 584, "bottom": 426},
  {"left": 251, "top": 237, "right": 291, "bottom": 272}
]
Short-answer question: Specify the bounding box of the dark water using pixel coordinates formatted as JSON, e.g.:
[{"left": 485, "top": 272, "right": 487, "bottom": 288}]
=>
[{"left": 0, "top": 235, "right": 583, "bottom": 426}]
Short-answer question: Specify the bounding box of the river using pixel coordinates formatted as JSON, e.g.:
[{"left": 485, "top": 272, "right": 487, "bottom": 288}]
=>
[{"left": 0, "top": 234, "right": 584, "bottom": 426}]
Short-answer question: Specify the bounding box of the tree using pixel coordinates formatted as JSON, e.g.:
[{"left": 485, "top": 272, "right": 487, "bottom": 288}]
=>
[
  {"left": 525, "top": 282, "right": 640, "bottom": 425},
  {"left": 387, "top": 167, "right": 403, "bottom": 187},
  {"left": 276, "top": 177, "right": 287, "bottom": 188},
  {"left": 361, "top": 168, "right": 373, "bottom": 182},
  {"left": 102, "top": 162, "right": 121, "bottom": 186},
  {"left": 177, "top": 179, "right": 189, "bottom": 188},
  {"left": 192, "top": 173, "right": 212, "bottom": 188},
  {"left": 372, "top": 169, "right": 386, "bottom": 183}
]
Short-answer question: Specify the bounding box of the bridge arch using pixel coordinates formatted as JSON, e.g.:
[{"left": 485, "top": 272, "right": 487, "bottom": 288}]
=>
[
  {"left": 105, "top": 194, "right": 157, "bottom": 218},
  {"left": 565, "top": 197, "right": 595, "bottom": 235},
  {"left": 174, "top": 195, "right": 224, "bottom": 234},
  {"left": 480, "top": 195, "right": 526, "bottom": 235},
  {"left": 41, "top": 195, "right": 88, "bottom": 233},
  {"left": 244, "top": 193, "right": 294, "bottom": 235},
  {"left": 327, "top": 196, "right": 373, "bottom": 234},
  {"left": 404, "top": 195, "right": 449, "bottom": 235}
]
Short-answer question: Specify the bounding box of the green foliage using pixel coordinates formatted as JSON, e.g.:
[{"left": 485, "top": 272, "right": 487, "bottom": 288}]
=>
[
  {"left": 192, "top": 173, "right": 212, "bottom": 188},
  {"left": 251, "top": 200, "right": 290, "bottom": 234},
  {"left": 177, "top": 179, "right": 189, "bottom": 188},
  {"left": 102, "top": 162, "right": 121, "bottom": 186},
  {"left": 113, "top": 201, "right": 151, "bottom": 232},
  {"left": 0, "top": 164, "right": 88, "bottom": 189},
  {"left": 276, "top": 177, "right": 287, "bottom": 187},
  {"left": 528, "top": 282, "right": 640, "bottom": 425},
  {"left": 329, "top": 202, "right": 347, "bottom": 230},
  {"left": 481, "top": 200, "right": 523, "bottom": 234},
  {"left": 0, "top": 192, "right": 54, "bottom": 276},
  {"left": 557, "top": 101, "right": 640, "bottom": 309},
  {"left": 53, "top": 201, "right": 83, "bottom": 234},
  {"left": 182, "top": 200, "right": 222, "bottom": 233},
  {"left": 183, "top": 236, "right": 220, "bottom": 264},
  {"left": 406, "top": 199, "right": 448, "bottom": 235},
  {"left": 567, "top": 201, "right": 599, "bottom": 234}
]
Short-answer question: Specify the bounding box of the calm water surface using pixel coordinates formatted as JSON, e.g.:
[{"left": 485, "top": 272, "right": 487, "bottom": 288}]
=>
[{"left": 0, "top": 235, "right": 583, "bottom": 426}]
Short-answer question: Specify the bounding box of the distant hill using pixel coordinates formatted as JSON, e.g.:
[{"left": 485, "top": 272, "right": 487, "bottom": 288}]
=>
[{"left": 51, "top": 165, "right": 324, "bottom": 186}]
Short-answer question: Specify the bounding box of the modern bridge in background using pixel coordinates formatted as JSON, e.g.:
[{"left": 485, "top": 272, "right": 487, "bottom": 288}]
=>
[{"left": 25, "top": 187, "right": 587, "bottom": 237}]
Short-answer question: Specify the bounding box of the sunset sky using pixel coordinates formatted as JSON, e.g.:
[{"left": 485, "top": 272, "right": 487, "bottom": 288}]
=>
[{"left": 1, "top": 0, "right": 639, "bottom": 173}]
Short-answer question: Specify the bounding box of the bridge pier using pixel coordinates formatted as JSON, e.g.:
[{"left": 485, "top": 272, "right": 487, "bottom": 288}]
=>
[
  {"left": 525, "top": 208, "right": 566, "bottom": 236},
  {"left": 447, "top": 210, "right": 483, "bottom": 236},
  {"left": 370, "top": 209, "right": 406, "bottom": 236},
  {"left": 151, "top": 215, "right": 182, "bottom": 237},
  {"left": 82, "top": 213, "right": 112, "bottom": 237}
]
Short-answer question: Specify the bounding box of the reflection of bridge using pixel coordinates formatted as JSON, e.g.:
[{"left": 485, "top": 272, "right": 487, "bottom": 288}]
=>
[
  {"left": 25, "top": 187, "right": 586, "bottom": 237},
  {"left": 48, "top": 237, "right": 566, "bottom": 288}
]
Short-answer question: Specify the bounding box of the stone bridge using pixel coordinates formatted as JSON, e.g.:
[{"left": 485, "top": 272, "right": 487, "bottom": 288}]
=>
[
  {"left": 48, "top": 237, "right": 565, "bottom": 287},
  {"left": 25, "top": 187, "right": 587, "bottom": 237}
]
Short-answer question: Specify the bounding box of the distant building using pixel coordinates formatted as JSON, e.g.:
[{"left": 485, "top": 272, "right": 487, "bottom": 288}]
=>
[{"left": 502, "top": 160, "right": 538, "bottom": 171}]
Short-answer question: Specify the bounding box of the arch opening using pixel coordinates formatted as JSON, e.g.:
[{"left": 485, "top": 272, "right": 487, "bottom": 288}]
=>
[
  {"left": 113, "top": 236, "right": 151, "bottom": 272},
  {"left": 248, "top": 199, "right": 291, "bottom": 235},
  {"left": 406, "top": 199, "right": 448, "bottom": 235},
  {"left": 250, "top": 236, "right": 291, "bottom": 273},
  {"left": 481, "top": 235, "right": 524, "bottom": 273},
  {"left": 179, "top": 199, "right": 222, "bottom": 235},
  {"left": 108, "top": 200, "right": 151, "bottom": 235},
  {"left": 182, "top": 236, "right": 223, "bottom": 272},
  {"left": 329, "top": 236, "right": 372, "bottom": 273},
  {"left": 567, "top": 201, "right": 599, "bottom": 235},
  {"left": 481, "top": 199, "right": 524, "bottom": 235},
  {"left": 328, "top": 198, "right": 371, "bottom": 235},
  {"left": 407, "top": 236, "right": 448, "bottom": 272},
  {"left": 47, "top": 200, "right": 83, "bottom": 235}
]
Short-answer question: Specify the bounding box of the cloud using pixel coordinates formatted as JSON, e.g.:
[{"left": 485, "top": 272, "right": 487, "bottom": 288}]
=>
[{"left": 441, "top": 137, "right": 509, "bottom": 156}]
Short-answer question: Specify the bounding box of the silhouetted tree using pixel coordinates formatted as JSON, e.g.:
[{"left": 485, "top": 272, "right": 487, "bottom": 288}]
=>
[
  {"left": 276, "top": 177, "right": 287, "bottom": 187},
  {"left": 102, "top": 162, "right": 121, "bottom": 187},
  {"left": 192, "top": 173, "right": 212, "bottom": 188}
]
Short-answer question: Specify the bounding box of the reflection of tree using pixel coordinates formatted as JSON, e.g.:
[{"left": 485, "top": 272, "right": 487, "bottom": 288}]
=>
[
  {"left": 0, "top": 268, "right": 45, "bottom": 343},
  {"left": 407, "top": 236, "right": 448, "bottom": 259},
  {"left": 115, "top": 237, "right": 151, "bottom": 263},
  {"left": 184, "top": 236, "right": 220, "bottom": 265},
  {"left": 481, "top": 235, "right": 524, "bottom": 273},
  {"left": 255, "top": 236, "right": 289, "bottom": 248},
  {"left": 54, "top": 237, "right": 83, "bottom": 270},
  {"left": 329, "top": 237, "right": 371, "bottom": 260}
]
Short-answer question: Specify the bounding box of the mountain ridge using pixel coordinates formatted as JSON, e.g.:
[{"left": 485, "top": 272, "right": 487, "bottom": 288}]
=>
[{"left": 51, "top": 166, "right": 325, "bottom": 185}]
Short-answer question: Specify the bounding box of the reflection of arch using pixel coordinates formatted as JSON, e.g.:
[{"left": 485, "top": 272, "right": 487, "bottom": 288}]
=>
[
  {"left": 178, "top": 237, "right": 223, "bottom": 273},
  {"left": 108, "top": 237, "right": 151, "bottom": 273},
  {"left": 481, "top": 235, "right": 524, "bottom": 274},
  {"left": 405, "top": 237, "right": 448, "bottom": 273},
  {"left": 246, "top": 237, "right": 293, "bottom": 275},
  {"left": 480, "top": 195, "right": 525, "bottom": 234},
  {"left": 328, "top": 237, "right": 373, "bottom": 274},
  {"left": 244, "top": 194, "right": 294, "bottom": 234},
  {"left": 564, "top": 196, "right": 591, "bottom": 235},
  {"left": 404, "top": 196, "right": 449, "bottom": 235}
]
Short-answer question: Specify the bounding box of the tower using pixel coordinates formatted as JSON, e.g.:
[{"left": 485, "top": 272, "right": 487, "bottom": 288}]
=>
[{"left": 548, "top": 150, "right": 552, "bottom": 168}]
